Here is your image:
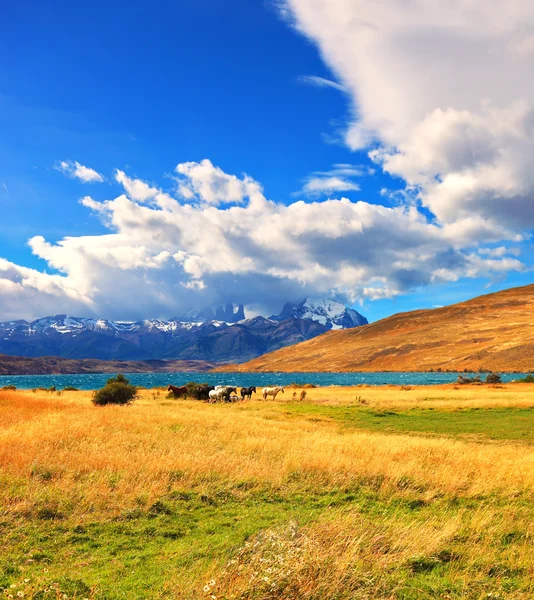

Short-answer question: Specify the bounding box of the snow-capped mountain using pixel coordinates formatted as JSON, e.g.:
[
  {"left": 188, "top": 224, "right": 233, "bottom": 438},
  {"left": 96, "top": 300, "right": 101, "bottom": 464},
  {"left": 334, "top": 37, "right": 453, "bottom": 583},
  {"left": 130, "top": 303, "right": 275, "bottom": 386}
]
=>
[
  {"left": 0, "top": 299, "right": 367, "bottom": 363},
  {"left": 271, "top": 298, "right": 368, "bottom": 330}
]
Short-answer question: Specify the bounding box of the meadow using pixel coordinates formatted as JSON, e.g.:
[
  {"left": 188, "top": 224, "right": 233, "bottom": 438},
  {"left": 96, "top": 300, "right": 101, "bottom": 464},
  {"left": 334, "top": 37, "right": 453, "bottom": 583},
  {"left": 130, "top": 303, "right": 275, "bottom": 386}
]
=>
[{"left": 2, "top": 383, "right": 534, "bottom": 599}]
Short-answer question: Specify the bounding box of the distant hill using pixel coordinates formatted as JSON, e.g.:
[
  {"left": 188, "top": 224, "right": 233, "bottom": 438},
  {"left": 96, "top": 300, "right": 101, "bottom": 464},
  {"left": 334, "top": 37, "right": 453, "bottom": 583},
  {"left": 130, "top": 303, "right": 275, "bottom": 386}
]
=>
[
  {"left": 0, "top": 355, "right": 215, "bottom": 376},
  {"left": 218, "top": 284, "right": 534, "bottom": 373},
  {"left": 0, "top": 298, "right": 367, "bottom": 364}
]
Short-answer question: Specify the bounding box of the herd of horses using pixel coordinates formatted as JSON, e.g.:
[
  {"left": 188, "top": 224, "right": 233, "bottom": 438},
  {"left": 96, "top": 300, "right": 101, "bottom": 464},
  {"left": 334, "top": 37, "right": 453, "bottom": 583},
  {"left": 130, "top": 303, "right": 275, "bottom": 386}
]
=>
[{"left": 167, "top": 384, "right": 285, "bottom": 403}]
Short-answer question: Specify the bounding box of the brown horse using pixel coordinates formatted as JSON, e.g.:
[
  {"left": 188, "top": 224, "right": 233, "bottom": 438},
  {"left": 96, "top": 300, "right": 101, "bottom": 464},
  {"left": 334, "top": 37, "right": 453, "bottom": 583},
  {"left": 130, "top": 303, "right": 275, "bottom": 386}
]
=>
[{"left": 168, "top": 385, "right": 187, "bottom": 398}]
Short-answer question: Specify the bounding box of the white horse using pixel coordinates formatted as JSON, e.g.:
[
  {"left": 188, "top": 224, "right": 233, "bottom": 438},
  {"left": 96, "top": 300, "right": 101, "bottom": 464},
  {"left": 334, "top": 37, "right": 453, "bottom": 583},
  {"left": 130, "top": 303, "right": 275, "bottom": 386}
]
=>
[
  {"left": 262, "top": 386, "right": 285, "bottom": 400},
  {"left": 209, "top": 388, "right": 227, "bottom": 403}
]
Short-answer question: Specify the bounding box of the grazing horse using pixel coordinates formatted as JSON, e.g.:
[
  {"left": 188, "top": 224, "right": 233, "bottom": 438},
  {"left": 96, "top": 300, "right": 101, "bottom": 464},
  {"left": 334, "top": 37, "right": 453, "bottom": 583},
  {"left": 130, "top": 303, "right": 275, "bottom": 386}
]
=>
[
  {"left": 240, "top": 386, "right": 256, "bottom": 400},
  {"left": 262, "top": 386, "right": 284, "bottom": 400},
  {"left": 222, "top": 386, "right": 237, "bottom": 402},
  {"left": 209, "top": 388, "right": 228, "bottom": 403},
  {"left": 168, "top": 385, "right": 188, "bottom": 398},
  {"left": 196, "top": 385, "right": 214, "bottom": 401}
]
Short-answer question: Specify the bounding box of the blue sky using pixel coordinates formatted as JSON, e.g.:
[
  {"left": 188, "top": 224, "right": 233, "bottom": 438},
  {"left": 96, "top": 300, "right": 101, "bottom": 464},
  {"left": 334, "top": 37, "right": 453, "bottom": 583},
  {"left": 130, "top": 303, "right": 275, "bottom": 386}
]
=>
[{"left": 0, "top": 0, "right": 533, "bottom": 323}]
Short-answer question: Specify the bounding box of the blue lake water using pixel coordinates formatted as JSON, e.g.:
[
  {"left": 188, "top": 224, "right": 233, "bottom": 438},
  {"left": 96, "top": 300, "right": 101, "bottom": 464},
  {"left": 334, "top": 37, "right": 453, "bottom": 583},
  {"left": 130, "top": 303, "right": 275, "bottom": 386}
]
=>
[{"left": 0, "top": 371, "right": 526, "bottom": 390}]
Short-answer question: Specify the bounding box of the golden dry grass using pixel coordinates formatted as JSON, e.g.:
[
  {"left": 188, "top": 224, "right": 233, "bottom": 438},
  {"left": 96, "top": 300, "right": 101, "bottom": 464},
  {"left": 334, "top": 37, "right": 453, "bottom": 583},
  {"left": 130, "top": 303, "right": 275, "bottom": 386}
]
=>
[
  {"left": 1, "top": 386, "right": 534, "bottom": 515},
  {"left": 2, "top": 385, "right": 534, "bottom": 598}
]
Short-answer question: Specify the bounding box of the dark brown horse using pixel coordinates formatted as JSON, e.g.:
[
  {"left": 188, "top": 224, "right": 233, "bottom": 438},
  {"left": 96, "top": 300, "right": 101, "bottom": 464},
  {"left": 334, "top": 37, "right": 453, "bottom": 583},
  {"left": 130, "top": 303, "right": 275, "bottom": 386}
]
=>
[
  {"left": 240, "top": 386, "right": 256, "bottom": 400},
  {"left": 168, "top": 385, "right": 188, "bottom": 398}
]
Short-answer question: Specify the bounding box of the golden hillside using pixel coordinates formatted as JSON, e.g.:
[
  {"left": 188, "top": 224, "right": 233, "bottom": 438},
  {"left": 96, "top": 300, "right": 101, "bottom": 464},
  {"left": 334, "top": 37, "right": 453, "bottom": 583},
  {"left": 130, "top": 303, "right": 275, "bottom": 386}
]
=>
[{"left": 220, "top": 284, "right": 534, "bottom": 372}]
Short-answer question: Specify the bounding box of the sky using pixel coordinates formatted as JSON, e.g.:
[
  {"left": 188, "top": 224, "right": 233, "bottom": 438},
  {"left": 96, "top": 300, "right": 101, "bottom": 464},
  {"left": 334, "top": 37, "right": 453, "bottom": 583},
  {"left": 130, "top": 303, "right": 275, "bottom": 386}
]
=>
[{"left": 1, "top": 0, "right": 533, "bottom": 323}]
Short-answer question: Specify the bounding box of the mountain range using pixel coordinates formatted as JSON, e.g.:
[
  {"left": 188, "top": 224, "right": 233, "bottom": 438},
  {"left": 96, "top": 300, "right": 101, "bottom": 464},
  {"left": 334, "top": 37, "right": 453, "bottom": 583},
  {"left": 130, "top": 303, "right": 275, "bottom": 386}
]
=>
[
  {"left": 220, "top": 284, "right": 534, "bottom": 373},
  {"left": 0, "top": 298, "right": 367, "bottom": 364}
]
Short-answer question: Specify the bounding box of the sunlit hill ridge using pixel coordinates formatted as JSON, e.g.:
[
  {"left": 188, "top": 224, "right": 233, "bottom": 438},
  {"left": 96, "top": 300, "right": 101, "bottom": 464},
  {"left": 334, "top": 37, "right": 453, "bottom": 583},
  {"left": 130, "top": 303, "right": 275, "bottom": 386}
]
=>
[{"left": 219, "top": 284, "right": 534, "bottom": 373}]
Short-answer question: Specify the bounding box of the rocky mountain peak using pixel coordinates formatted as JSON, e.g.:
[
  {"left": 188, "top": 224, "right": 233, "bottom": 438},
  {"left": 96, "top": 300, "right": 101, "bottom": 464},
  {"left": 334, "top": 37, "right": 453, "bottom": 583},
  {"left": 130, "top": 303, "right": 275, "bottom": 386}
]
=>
[{"left": 271, "top": 297, "right": 368, "bottom": 330}]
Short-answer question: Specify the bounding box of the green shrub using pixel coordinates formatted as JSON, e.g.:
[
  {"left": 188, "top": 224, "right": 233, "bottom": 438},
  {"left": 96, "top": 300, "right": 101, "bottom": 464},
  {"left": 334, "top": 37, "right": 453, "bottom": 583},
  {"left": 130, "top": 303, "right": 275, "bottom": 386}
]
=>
[
  {"left": 48, "top": 386, "right": 57, "bottom": 393},
  {"left": 485, "top": 373, "right": 502, "bottom": 384},
  {"left": 517, "top": 373, "right": 534, "bottom": 383},
  {"left": 1, "top": 384, "right": 16, "bottom": 391},
  {"left": 63, "top": 386, "right": 79, "bottom": 391},
  {"left": 92, "top": 374, "right": 138, "bottom": 406},
  {"left": 185, "top": 381, "right": 209, "bottom": 398}
]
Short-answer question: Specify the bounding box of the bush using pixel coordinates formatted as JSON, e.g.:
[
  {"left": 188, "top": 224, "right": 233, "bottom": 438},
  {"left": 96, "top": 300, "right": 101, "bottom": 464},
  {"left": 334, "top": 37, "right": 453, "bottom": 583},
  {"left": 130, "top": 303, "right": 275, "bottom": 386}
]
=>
[
  {"left": 1, "top": 384, "right": 16, "bottom": 391},
  {"left": 63, "top": 386, "right": 79, "bottom": 391},
  {"left": 517, "top": 373, "right": 534, "bottom": 383},
  {"left": 485, "top": 373, "right": 502, "bottom": 384},
  {"left": 92, "top": 374, "right": 138, "bottom": 406},
  {"left": 185, "top": 381, "right": 205, "bottom": 396}
]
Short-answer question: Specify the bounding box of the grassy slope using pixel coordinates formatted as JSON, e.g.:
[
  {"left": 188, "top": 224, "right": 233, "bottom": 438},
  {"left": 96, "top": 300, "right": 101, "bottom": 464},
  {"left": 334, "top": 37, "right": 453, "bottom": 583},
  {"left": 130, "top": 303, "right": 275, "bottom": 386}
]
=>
[
  {"left": 2, "top": 385, "right": 534, "bottom": 598},
  {"left": 219, "top": 283, "right": 534, "bottom": 372}
]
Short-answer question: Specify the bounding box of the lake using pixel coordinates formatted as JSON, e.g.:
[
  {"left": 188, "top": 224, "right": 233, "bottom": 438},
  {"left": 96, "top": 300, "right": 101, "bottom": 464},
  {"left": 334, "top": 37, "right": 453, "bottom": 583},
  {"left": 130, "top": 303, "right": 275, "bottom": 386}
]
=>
[{"left": 0, "top": 371, "right": 526, "bottom": 390}]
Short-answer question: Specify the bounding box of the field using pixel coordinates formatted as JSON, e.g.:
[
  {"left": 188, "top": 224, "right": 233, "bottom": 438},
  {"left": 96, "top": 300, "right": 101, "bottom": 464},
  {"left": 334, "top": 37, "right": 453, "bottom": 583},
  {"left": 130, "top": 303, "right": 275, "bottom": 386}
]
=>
[{"left": 2, "top": 384, "right": 534, "bottom": 599}]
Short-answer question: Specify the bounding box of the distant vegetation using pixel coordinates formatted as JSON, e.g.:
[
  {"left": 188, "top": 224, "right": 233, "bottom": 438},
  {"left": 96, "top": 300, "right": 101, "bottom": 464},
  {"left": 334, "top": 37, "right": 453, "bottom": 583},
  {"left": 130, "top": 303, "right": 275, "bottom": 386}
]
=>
[
  {"left": 517, "top": 373, "right": 534, "bottom": 383},
  {"left": 92, "top": 374, "right": 138, "bottom": 406},
  {"left": 457, "top": 373, "right": 502, "bottom": 385}
]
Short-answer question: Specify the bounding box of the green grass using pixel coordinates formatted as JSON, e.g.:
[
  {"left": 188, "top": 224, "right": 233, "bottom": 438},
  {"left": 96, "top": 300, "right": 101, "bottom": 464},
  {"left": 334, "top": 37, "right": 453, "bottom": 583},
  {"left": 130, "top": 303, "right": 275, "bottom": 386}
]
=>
[
  {"left": 2, "top": 482, "right": 534, "bottom": 599},
  {"left": 282, "top": 404, "right": 534, "bottom": 442}
]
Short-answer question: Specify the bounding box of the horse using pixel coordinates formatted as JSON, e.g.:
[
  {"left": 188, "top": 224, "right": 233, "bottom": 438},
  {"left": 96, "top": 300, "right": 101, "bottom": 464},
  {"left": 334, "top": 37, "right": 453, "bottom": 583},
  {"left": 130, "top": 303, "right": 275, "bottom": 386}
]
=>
[
  {"left": 262, "top": 386, "right": 284, "bottom": 400},
  {"left": 209, "top": 388, "right": 228, "bottom": 403},
  {"left": 240, "top": 386, "right": 256, "bottom": 400},
  {"left": 196, "top": 385, "right": 214, "bottom": 401},
  {"left": 168, "top": 385, "right": 188, "bottom": 398},
  {"left": 228, "top": 394, "right": 239, "bottom": 403},
  {"left": 221, "top": 386, "right": 237, "bottom": 403}
]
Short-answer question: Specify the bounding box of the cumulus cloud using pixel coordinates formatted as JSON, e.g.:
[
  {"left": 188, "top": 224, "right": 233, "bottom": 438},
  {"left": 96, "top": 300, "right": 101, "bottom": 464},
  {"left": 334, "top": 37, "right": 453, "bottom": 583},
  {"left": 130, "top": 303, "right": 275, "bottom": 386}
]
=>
[
  {"left": 55, "top": 160, "right": 104, "bottom": 183},
  {"left": 0, "top": 160, "right": 526, "bottom": 321},
  {"left": 281, "top": 0, "right": 534, "bottom": 234},
  {"left": 175, "top": 159, "right": 263, "bottom": 206}
]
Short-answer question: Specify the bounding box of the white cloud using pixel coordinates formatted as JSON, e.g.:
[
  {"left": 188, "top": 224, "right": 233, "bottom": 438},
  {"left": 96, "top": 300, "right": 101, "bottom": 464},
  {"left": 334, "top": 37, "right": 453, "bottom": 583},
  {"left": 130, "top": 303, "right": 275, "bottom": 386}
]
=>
[
  {"left": 55, "top": 160, "right": 104, "bottom": 183},
  {"left": 0, "top": 161, "right": 526, "bottom": 320},
  {"left": 281, "top": 0, "right": 534, "bottom": 234},
  {"left": 508, "top": 35, "right": 534, "bottom": 57},
  {"left": 298, "top": 75, "right": 346, "bottom": 92},
  {"left": 301, "top": 176, "right": 360, "bottom": 196},
  {"left": 296, "top": 164, "right": 363, "bottom": 197},
  {"left": 175, "top": 159, "right": 264, "bottom": 206},
  {"left": 478, "top": 246, "right": 521, "bottom": 258}
]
